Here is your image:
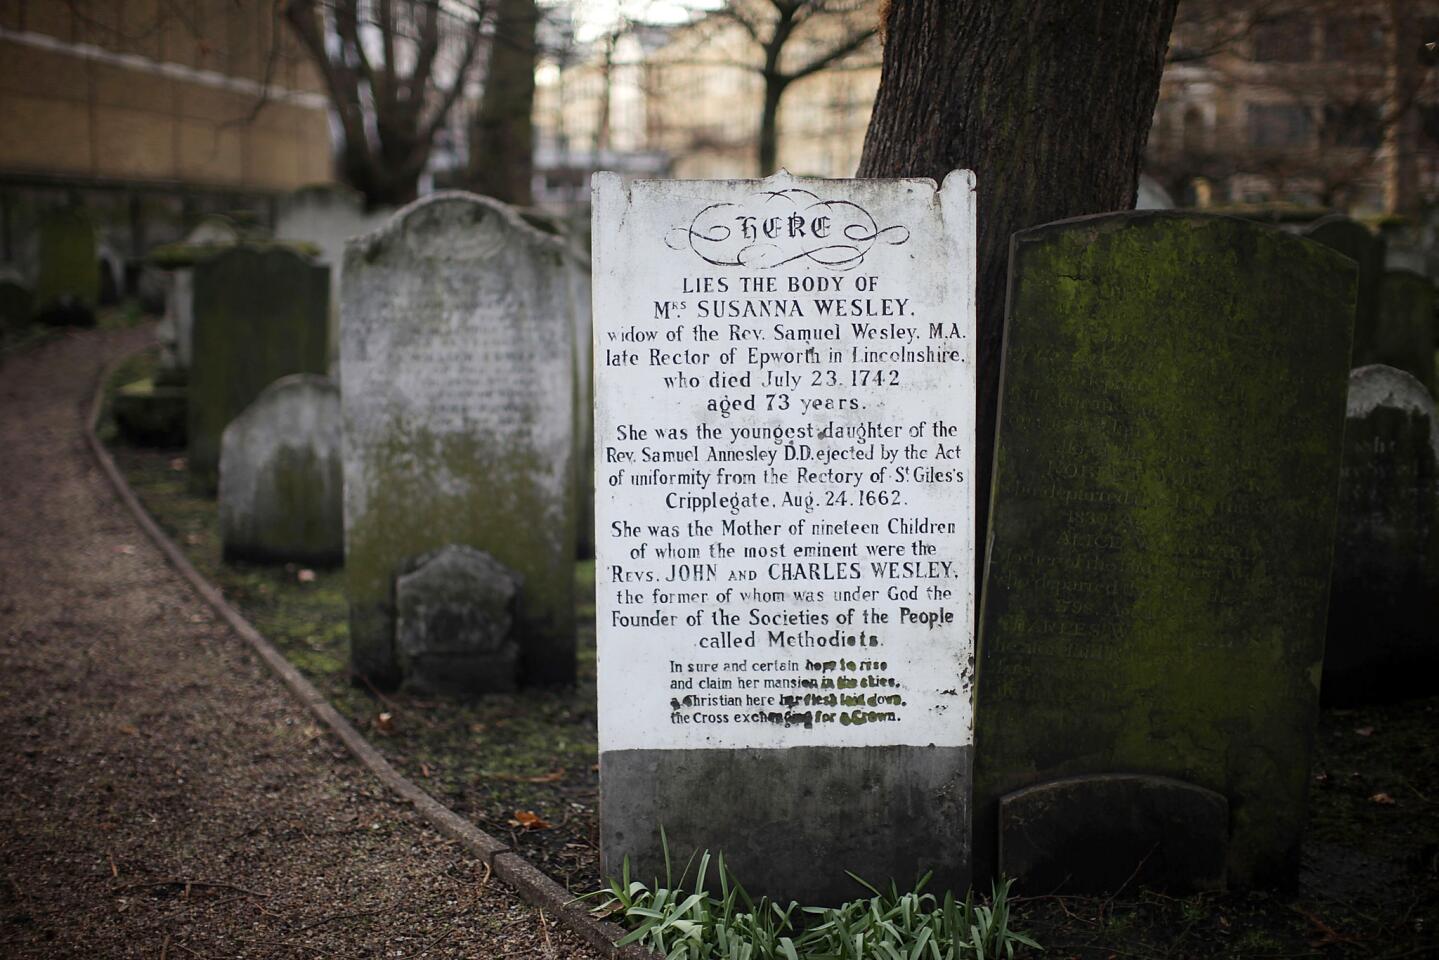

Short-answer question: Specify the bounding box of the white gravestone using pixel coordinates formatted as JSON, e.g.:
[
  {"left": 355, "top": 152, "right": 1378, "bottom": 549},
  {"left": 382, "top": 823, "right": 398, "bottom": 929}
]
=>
[{"left": 593, "top": 170, "right": 977, "bottom": 903}]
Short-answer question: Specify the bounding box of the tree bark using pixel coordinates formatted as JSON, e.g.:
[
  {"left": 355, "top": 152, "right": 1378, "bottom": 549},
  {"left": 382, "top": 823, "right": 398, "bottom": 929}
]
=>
[
  {"left": 857, "top": 0, "right": 1178, "bottom": 585},
  {"left": 1382, "top": 0, "right": 1420, "bottom": 216},
  {"left": 470, "top": 0, "right": 538, "bottom": 206},
  {"left": 758, "top": 76, "right": 787, "bottom": 175}
]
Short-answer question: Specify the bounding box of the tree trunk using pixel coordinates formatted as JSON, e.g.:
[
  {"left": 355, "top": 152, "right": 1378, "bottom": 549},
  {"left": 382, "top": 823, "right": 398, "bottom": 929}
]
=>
[
  {"left": 758, "top": 76, "right": 786, "bottom": 176},
  {"left": 857, "top": 0, "right": 1178, "bottom": 585},
  {"left": 469, "top": 0, "right": 538, "bottom": 206},
  {"left": 1382, "top": 0, "right": 1419, "bottom": 216}
]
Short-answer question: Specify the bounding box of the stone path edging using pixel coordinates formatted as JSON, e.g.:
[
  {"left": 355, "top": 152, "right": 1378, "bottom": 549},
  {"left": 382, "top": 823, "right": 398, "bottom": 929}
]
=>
[{"left": 84, "top": 349, "right": 652, "bottom": 960}]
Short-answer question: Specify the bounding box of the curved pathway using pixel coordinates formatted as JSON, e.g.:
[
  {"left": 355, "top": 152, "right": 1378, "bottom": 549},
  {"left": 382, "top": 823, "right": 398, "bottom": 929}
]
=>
[{"left": 0, "top": 328, "right": 602, "bottom": 958}]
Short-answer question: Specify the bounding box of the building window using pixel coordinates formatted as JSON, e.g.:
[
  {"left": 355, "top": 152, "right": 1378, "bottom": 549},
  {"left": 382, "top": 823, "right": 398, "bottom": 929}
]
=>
[
  {"left": 1252, "top": 19, "right": 1313, "bottom": 62},
  {"left": 1323, "top": 17, "right": 1382, "bottom": 61},
  {"left": 1247, "top": 103, "right": 1313, "bottom": 148},
  {"left": 1322, "top": 103, "right": 1381, "bottom": 149}
]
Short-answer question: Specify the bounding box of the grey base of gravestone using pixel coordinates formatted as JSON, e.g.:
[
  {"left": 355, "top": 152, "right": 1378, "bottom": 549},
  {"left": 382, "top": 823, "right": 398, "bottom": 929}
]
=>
[
  {"left": 601, "top": 745, "right": 971, "bottom": 905},
  {"left": 113, "top": 379, "right": 187, "bottom": 447},
  {"left": 395, "top": 545, "right": 522, "bottom": 698},
  {"left": 998, "top": 775, "right": 1228, "bottom": 895}
]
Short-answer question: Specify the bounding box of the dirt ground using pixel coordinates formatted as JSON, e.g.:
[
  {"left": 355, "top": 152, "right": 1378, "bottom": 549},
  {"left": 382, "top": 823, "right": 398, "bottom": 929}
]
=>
[{"left": 0, "top": 328, "right": 604, "bottom": 959}]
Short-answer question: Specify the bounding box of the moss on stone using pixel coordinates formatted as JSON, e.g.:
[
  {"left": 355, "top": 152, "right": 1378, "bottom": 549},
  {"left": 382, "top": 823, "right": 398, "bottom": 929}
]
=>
[
  {"left": 187, "top": 245, "right": 329, "bottom": 493},
  {"left": 976, "top": 212, "right": 1356, "bottom": 889}
]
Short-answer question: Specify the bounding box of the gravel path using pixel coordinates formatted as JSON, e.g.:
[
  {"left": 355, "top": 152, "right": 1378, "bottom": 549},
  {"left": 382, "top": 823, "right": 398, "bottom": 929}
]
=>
[{"left": 0, "top": 329, "right": 605, "bottom": 959}]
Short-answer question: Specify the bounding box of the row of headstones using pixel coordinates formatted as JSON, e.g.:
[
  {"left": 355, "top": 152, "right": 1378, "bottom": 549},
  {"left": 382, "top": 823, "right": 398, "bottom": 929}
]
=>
[{"left": 128, "top": 191, "right": 592, "bottom": 698}]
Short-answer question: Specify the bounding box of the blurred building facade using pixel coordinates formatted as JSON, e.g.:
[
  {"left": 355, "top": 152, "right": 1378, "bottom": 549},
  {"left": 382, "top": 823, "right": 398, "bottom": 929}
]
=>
[
  {"left": 1147, "top": 1, "right": 1439, "bottom": 215},
  {"left": 0, "top": 0, "right": 333, "bottom": 287}
]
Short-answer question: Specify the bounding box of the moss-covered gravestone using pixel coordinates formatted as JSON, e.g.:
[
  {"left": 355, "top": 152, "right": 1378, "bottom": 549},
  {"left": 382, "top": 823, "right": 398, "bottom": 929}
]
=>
[
  {"left": 219, "top": 374, "right": 342, "bottom": 566},
  {"left": 0, "top": 276, "right": 33, "bottom": 338},
  {"left": 1303, "top": 216, "right": 1382, "bottom": 367},
  {"left": 1374, "top": 270, "right": 1437, "bottom": 394},
  {"left": 150, "top": 216, "right": 245, "bottom": 380},
  {"left": 341, "top": 192, "right": 577, "bottom": 690},
  {"left": 977, "top": 212, "right": 1355, "bottom": 891},
  {"left": 1324, "top": 365, "right": 1439, "bottom": 706},
  {"left": 35, "top": 208, "right": 99, "bottom": 326},
  {"left": 187, "top": 245, "right": 329, "bottom": 493},
  {"left": 275, "top": 185, "right": 392, "bottom": 375}
]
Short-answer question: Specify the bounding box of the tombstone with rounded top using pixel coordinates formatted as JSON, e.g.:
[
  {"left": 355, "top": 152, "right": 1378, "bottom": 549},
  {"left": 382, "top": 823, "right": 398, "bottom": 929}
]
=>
[
  {"left": 396, "top": 545, "right": 522, "bottom": 697},
  {"left": 1324, "top": 364, "right": 1439, "bottom": 705},
  {"left": 219, "top": 374, "right": 342, "bottom": 565},
  {"left": 342, "top": 192, "right": 577, "bottom": 689}
]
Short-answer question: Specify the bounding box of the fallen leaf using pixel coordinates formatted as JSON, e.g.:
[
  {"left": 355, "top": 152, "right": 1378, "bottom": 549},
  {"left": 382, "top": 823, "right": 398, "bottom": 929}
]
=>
[
  {"left": 420, "top": 763, "right": 431, "bottom": 779},
  {"left": 1369, "top": 792, "right": 1396, "bottom": 806},
  {"left": 184, "top": 533, "right": 203, "bottom": 545},
  {"left": 468, "top": 722, "right": 487, "bottom": 734},
  {"left": 189, "top": 614, "right": 209, "bottom": 623},
  {"left": 373, "top": 712, "right": 394, "bottom": 734},
  {"left": 168, "top": 457, "right": 186, "bottom": 472},
  {"left": 114, "top": 545, "right": 135, "bottom": 556},
  {"left": 1355, "top": 726, "right": 1375, "bottom": 737},
  {"left": 117, "top": 724, "right": 139, "bottom": 736},
  {"left": 297, "top": 569, "right": 316, "bottom": 583},
  {"left": 509, "top": 810, "right": 553, "bottom": 830}
]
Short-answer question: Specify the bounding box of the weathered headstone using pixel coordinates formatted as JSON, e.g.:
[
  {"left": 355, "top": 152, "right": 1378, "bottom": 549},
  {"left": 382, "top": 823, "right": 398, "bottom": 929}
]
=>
[
  {"left": 113, "top": 378, "right": 187, "bottom": 447},
  {"left": 152, "top": 216, "right": 244, "bottom": 377},
  {"left": 1135, "top": 174, "right": 1174, "bottom": 211},
  {"left": 396, "top": 545, "right": 522, "bottom": 697},
  {"left": 565, "top": 248, "right": 595, "bottom": 558},
  {"left": 188, "top": 245, "right": 329, "bottom": 493},
  {"left": 275, "top": 185, "right": 392, "bottom": 374},
  {"left": 342, "top": 192, "right": 578, "bottom": 690},
  {"left": 218, "top": 374, "right": 342, "bottom": 565},
  {"left": 1304, "top": 215, "right": 1383, "bottom": 368},
  {"left": 1374, "top": 270, "right": 1436, "bottom": 393},
  {"left": 35, "top": 208, "right": 99, "bottom": 326},
  {"left": 593, "top": 170, "right": 978, "bottom": 904},
  {"left": 1324, "top": 364, "right": 1439, "bottom": 705},
  {"left": 0, "top": 270, "right": 33, "bottom": 338},
  {"left": 977, "top": 212, "right": 1355, "bottom": 891},
  {"left": 510, "top": 209, "right": 598, "bottom": 559}
]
